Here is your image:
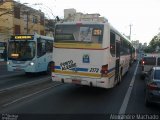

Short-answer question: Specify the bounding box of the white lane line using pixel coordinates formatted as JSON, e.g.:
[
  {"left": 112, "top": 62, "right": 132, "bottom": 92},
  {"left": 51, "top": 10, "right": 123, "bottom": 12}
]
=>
[
  {"left": 0, "top": 73, "right": 24, "bottom": 79},
  {"left": 119, "top": 61, "right": 139, "bottom": 114},
  {"left": 0, "top": 77, "right": 51, "bottom": 93},
  {"left": 2, "top": 83, "right": 63, "bottom": 107}
]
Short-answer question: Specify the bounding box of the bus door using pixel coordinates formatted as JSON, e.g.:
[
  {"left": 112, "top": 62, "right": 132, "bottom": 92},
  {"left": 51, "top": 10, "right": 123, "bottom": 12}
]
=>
[
  {"left": 37, "top": 38, "right": 47, "bottom": 71},
  {"left": 115, "top": 38, "right": 120, "bottom": 83}
]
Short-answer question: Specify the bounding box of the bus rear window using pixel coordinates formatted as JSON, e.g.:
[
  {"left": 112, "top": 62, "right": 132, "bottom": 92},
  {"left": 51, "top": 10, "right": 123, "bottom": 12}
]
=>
[
  {"left": 143, "top": 57, "right": 156, "bottom": 65},
  {"left": 55, "top": 24, "right": 103, "bottom": 43}
]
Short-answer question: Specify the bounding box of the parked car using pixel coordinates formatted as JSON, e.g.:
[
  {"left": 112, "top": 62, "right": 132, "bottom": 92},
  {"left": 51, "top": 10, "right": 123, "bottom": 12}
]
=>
[{"left": 145, "top": 67, "right": 160, "bottom": 106}]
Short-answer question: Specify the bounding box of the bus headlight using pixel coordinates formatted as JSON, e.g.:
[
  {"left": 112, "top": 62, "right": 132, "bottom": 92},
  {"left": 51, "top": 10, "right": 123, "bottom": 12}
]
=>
[
  {"left": 7, "top": 61, "right": 10, "bottom": 65},
  {"left": 29, "top": 62, "right": 34, "bottom": 66}
]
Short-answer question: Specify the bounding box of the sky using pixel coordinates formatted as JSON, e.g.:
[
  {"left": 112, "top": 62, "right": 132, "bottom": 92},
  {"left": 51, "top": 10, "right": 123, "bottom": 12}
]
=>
[{"left": 15, "top": 0, "right": 160, "bottom": 44}]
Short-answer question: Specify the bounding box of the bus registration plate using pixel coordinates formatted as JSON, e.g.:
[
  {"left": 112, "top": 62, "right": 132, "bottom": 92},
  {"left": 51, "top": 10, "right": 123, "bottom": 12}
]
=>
[
  {"left": 72, "top": 79, "right": 81, "bottom": 84},
  {"left": 71, "top": 77, "right": 81, "bottom": 84},
  {"left": 14, "top": 67, "right": 22, "bottom": 71}
]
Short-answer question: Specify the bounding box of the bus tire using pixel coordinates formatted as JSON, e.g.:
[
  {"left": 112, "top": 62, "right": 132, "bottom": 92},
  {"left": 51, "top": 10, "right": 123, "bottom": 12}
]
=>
[
  {"left": 46, "top": 62, "right": 53, "bottom": 75},
  {"left": 118, "top": 69, "right": 122, "bottom": 84}
]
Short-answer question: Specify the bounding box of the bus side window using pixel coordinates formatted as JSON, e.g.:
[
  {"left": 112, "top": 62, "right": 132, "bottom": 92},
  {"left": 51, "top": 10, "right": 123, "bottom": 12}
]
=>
[
  {"left": 110, "top": 32, "right": 115, "bottom": 57},
  {"left": 37, "top": 38, "right": 46, "bottom": 57},
  {"left": 46, "top": 40, "right": 53, "bottom": 53},
  {"left": 120, "top": 38, "right": 124, "bottom": 55}
]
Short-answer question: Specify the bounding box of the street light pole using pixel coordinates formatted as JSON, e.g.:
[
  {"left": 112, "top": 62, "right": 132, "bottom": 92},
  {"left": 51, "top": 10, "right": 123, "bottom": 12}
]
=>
[
  {"left": 129, "top": 24, "right": 132, "bottom": 40},
  {"left": 26, "top": 11, "right": 29, "bottom": 34},
  {"left": 21, "top": 3, "right": 29, "bottom": 34}
]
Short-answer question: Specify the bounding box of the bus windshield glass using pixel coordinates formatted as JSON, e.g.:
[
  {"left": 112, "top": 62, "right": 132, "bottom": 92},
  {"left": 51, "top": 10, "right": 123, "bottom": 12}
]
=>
[
  {"left": 0, "top": 42, "right": 5, "bottom": 49},
  {"left": 55, "top": 24, "right": 103, "bottom": 43},
  {"left": 8, "top": 41, "right": 36, "bottom": 61}
]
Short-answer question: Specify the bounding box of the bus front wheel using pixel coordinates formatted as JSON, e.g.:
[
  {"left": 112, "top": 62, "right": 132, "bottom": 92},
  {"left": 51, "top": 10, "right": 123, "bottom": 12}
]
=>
[{"left": 46, "top": 62, "right": 53, "bottom": 75}]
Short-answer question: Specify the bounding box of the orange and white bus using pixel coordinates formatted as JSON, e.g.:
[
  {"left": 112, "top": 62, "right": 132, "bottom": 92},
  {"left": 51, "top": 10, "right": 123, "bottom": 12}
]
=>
[{"left": 52, "top": 16, "right": 133, "bottom": 89}]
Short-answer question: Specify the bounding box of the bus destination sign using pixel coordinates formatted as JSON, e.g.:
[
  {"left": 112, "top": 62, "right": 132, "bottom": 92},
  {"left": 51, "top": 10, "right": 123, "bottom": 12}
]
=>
[{"left": 11, "top": 35, "right": 34, "bottom": 40}]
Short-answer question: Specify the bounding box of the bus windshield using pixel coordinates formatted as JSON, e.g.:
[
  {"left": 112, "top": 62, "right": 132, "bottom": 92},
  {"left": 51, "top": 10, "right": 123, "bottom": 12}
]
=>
[
  {"left": 8, "top": 41, "right": 36, "bottom": 61},
  {"left": 0, "top": 42, "right": 6, "bottom": 49},
  {"left": 55, "top": 24, "right": 103, "bottom": 43}
]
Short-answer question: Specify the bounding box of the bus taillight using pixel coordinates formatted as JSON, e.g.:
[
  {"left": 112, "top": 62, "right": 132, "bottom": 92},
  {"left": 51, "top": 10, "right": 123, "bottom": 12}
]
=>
[{"left": 101, "top": 64, "right": 108, "bottom": 77}]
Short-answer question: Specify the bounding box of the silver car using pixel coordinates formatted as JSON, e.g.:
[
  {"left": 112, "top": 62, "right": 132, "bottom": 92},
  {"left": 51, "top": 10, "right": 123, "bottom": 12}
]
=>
[
  {"left": 141, "top": 56, "right": 160, "bottom": 79},
  {"left": 145, "top": 67, "right": 160, "bottom": 106}
]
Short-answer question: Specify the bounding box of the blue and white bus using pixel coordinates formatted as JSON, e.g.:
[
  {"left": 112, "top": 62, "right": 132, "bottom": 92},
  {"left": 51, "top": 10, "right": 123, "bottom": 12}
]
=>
[
  {"left": 0, "top": 42, "right": 7, "bottom": 61},
  {"left": 7, "top": 33, "right": 54, "bottom": 74}
]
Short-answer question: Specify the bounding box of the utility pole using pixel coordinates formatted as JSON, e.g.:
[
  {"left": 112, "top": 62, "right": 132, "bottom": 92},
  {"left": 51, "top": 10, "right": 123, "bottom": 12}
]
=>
[
  {"left": 26, "top": 11, "right": 29, "bottom": 34},
  {"left": 129, "top": 24, "right": 132, "bottom": 41}
]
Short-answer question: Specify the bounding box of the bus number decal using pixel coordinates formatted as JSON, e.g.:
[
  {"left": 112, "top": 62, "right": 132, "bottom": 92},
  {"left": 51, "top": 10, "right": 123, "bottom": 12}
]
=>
[
  {"left": 89, "top": 68, "right": 99, "bottom": 73},
  {"left": 60, "top": 60, "right": 76, "bottom": 70}
]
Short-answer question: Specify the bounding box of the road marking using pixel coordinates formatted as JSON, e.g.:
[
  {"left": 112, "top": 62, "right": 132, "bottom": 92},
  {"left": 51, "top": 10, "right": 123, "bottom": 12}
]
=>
[
  {"left": 0, "top": 72, "right": 24, "bottom": 79},
  {"left": 0, "top": 76, "right": 51, "bottom": 93},
  {"left": 119, "top": 61, "right": 139, "bottom": 114},
  {"left": 2, "top": 83, "right": 63, "bottom": 108}
]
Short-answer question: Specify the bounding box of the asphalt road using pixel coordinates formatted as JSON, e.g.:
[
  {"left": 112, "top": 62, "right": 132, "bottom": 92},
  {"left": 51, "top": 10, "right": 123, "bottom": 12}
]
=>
[
  {"left": 0, "top": 61, "right": 160, "bottom": 120},
  {"left": 0, "top": 62, "right": 24, "bottom": 77},
  {"left": 0, "top": 62, "right": 8, "bottom": 75},
  {"left": 126, "top": 64, "right": 160, "bottom": 114}
]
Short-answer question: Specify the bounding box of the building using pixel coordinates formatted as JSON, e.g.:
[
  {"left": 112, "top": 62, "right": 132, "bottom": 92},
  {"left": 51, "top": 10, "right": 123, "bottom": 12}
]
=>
[
  {"left": 0, "top": 0, "right": 45, "bottom": 42},
  {"left": 64, "top": 8, "right": 108, "bottom": 22},
  {"left": 45, "top": 18, "right": 55, "bottom": 37},
  {"left": 143, "top": 42, "right": 147, "bottom": 48}
]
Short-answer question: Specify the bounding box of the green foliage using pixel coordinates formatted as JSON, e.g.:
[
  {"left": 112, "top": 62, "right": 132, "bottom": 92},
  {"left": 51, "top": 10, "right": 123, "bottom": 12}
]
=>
[{"left": 144, "top": 35, "right": 160, "bottom": 53}]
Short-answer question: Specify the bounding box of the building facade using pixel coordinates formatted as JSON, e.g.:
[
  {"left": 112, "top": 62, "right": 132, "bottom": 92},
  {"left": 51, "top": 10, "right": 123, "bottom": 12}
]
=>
[
  {"left": 0, "top": 0, "right": 45, "bottom": 42},
  {"left": 64, "top": 8, "right": 108, "bottom": 22},
  {"left": 45, "top": 18, "right": 55, "bottom": 37}
]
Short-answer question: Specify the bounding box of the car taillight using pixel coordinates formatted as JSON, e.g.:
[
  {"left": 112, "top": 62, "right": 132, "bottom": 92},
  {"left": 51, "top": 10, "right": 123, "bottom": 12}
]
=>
[
  {"left": 101, "top": 64, "right": 108, "bottom": 77},
  {"left": 142, "top": 60, "right": 145, "bottom": 65},
  {"left": 147, "top": 82, "right": 158, "bottom": 90}
]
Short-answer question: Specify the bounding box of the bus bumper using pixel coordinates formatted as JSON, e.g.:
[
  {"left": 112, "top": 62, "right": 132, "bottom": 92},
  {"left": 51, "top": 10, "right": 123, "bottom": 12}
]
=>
[{"left": 52, "top": 73, "right": 113, "bottom": 89}]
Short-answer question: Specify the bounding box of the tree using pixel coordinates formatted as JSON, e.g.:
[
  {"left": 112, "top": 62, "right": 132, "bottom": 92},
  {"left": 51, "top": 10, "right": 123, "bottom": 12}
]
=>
[{"left": 144, "top": 35, "right": 160, "bottom": 53}]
